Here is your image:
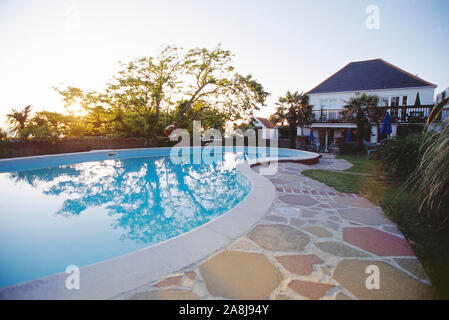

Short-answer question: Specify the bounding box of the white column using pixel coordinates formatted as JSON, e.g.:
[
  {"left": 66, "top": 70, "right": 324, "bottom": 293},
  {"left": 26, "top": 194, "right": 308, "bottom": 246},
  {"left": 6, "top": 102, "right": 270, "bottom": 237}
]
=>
[{"left": 324, "top": 129, "right": 328, "bottom": 153}]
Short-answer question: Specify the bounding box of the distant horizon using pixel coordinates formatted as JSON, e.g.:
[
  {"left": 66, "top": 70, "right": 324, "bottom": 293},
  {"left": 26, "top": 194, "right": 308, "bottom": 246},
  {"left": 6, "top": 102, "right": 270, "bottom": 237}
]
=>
[{"left": 1, "top": 0, "right": 448, "bottom": 125}]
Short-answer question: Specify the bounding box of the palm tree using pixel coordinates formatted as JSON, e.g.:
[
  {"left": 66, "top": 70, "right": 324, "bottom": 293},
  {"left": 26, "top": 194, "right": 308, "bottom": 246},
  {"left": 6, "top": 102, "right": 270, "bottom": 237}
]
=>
[
  {"left": 364, "top": 95, "right": 385, "bottom": 141},
  {"left": 341, "top": 94, "right": 380, "bottom": 148},
  {"left": 274, "top": 91, "right": 312, "bottom": 149},
  {"left": 6, "top": 105, "right": 32, "bottom": 138}
]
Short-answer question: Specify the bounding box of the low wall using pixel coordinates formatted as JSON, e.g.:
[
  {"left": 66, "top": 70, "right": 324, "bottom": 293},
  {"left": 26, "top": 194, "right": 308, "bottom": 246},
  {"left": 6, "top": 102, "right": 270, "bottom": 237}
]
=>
[{"left": 0, "top": 137, "right": 172, "bottom": 159}]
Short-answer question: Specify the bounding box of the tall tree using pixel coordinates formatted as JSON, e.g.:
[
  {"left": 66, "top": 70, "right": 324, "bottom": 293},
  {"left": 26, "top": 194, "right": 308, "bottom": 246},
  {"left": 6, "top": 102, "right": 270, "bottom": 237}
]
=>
[
  {"left": 108, "top": 45, "right": 184, "bottom": 132},
  {"left": 341, "top": 93, "right": 373, "bottom": 148},
  {"left": 55, "top": 45, "right": 269, "bottom": 138},
  {"left": 273, "top": 91, "right": 311, "bottom": 149},
  {"left": 176, "top": 46, "right": 269, "bottom": 128},
  {"left": 365, "top": 95, "right": 385, "bottom": 142}
]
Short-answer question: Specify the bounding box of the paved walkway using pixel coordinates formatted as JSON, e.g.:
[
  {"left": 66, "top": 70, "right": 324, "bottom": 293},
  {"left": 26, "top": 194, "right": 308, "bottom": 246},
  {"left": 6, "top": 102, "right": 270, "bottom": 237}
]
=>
[{"left": 118, "top": 157, "right": 434, "bottom": 300}]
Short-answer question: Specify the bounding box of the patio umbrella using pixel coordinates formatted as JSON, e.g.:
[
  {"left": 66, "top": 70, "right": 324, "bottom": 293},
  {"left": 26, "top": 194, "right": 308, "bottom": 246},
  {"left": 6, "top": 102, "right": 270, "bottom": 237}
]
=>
[
  {"left": 346, "top": 129, "right": 352, "bottom": 142},
  {"left": 213, "top": 121, "right": 218, "bottom": 130},
  {"left": 308, "top": 130, "right": 314, "bottom": 143},
  {"left": 381, "top": 111, "right": 392, "bottom": 136}
]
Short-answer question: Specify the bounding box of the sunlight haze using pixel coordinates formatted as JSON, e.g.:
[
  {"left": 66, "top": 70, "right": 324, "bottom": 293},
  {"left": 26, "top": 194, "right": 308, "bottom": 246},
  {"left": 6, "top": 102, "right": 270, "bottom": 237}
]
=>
[{"left": 1, "top": 0, "right": 448, "bottom": 124}]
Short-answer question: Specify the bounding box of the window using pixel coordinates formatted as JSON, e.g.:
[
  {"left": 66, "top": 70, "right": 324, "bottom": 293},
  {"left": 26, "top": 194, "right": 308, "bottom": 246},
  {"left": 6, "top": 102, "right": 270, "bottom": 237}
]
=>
[
  {"left": 329, "top": 99, "right": 337, "bottom": 109},
  {"left": 391, "top": 97, "right": 400, "bottom": 107},
  {"left": 402, "top": 96, "right": 408, "bottom": 106},
  {"left": 391, "top": 96, "right": 400, "bottom": 118},
  {"left": 320, "top": 99, "right": 328, "bottom": 109},
  {"left": 378, "top": 97, "right": 389, "bottom": 107}
]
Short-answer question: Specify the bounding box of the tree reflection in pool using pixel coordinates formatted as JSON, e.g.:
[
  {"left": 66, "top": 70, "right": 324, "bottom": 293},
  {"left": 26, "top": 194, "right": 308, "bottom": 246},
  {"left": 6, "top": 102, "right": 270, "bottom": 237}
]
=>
[{"left": 0, "top": 152, "right": 251, "bottom": 287}]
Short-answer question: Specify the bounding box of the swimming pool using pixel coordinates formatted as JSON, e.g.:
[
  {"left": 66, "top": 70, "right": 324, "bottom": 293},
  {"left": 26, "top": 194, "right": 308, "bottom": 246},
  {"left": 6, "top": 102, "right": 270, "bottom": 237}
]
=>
[{"left": 0, "top": 147, "right": 318, "bottom": 289}]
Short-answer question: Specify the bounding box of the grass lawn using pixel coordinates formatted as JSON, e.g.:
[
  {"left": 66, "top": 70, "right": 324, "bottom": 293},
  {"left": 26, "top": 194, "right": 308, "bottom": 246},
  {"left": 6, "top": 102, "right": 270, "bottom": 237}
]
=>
[{"left": 302, "top": 154, "right": 449, "bottom": 299}]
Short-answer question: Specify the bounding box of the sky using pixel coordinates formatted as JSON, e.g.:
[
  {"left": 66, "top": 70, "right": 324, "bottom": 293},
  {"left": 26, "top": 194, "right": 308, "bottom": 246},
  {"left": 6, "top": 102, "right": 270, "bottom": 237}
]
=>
[{"left": 0, "top": 0, "right": 448, "bottom": 126}]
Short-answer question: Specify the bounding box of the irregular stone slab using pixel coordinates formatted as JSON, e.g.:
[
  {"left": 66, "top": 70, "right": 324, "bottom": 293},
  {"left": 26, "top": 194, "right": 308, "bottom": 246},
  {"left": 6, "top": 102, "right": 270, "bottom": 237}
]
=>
[
  {"left": 276, "top": 254, "right": 324, "bottom": 275},
  {"left": 383, "top": 225, "right": 403, "bottom": 236},
  {"left": 154, "top": 276, "right": 182, "bottom": 288},
  {"left": 394, "top": 258, "right": 428, "bottom": 280},
  {"left": 338, "top": 208, "right": 391, "bottom": 226},
  {"left": 301, "top": 209, "right": 318, "bottom": 218},
  {"left": 269, "top": 178, "right": 289, "bottom": 184},
  {"left": 318, "top": 203, "right": 331, "bottom": 209},
  {"left": 329, "top": 216, "right": 342, "bottom": 222},
  {"left": 290, "top": 217, "right": 307, "bottom": 228},
  {"left": 334, "top": 197, "right": 376, "bottom": 208},
  {"left": 199, "top": 251, "right": 283, "bottom": 299},
  {"left": 343, "top": 227, "right": 414, "bottom": 256},
  {"left": 280, "top": 194, "right": 319, "bottom": 207},
  {"left": 274, "top": 207, "right": 298, "bottom": 216},
  {"left": 322, "top": 220, "right": 340, "bottom": 231},
  {"left": 228, "top": 239, "right": 258, "bottom": 251},
  {"left": 247, "top": 224, "right": 310, "bottom": 252},
  {"left": 335, "top": 293, "right": 352, "bottom": 300},
  {"left": 330, "top": 202, "right": 347, "bottom": 209},
  {"left": 131, "top": 289, "right": 200, "bottom": 300},
  {"left": 264, "top": 215, "right": 288, "bottom": 223},
  {"left": 305, "top": 226, "right": 333, "bottom": 238},
  {"left": 288, "top": 280, "right": 334, "bottom": 300},
  {"left": 333, "top": 259, "right": 434, "bottom": 300},
  {"left": 315, "top": 241, "right": 370, "bottom": 258}
]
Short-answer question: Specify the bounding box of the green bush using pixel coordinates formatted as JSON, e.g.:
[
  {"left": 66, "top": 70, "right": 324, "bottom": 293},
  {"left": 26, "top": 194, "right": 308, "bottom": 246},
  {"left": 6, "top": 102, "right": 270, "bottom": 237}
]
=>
[
  {"left": 378, "top": 134, "right": 423, "bottom": 179},
  {"left": 277, "top": 126, "right": 290, "bottom": 139},
  {"left": 338, "top": 142, "right": 360, "bottom": 154},
  {"left": 397, "top": 124, "right": 424, "bottom": 137}
]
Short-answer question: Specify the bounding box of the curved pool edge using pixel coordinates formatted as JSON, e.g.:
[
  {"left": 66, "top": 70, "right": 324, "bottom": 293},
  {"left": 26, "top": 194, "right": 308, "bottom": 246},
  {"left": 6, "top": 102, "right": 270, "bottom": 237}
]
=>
[{"left": 0, "top": 162, "right": 276, "bottom": 300}]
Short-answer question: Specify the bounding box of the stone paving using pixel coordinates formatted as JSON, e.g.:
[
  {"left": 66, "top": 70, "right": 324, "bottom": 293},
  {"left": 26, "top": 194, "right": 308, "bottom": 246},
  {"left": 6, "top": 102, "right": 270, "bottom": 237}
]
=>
[{"left": 118, "top": 155, "right": 435, "bottom": 300}]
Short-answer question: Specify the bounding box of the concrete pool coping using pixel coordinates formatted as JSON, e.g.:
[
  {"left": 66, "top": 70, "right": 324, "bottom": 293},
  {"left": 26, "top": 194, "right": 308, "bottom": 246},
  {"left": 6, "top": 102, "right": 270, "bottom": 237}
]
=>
[{"left": 0, "top": 147, "right": 319, "bottom": 299}]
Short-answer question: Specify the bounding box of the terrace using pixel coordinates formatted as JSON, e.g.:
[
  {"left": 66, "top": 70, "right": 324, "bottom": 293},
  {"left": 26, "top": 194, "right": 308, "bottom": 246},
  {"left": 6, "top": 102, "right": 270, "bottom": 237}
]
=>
[{"left": 312, "top": 105, "right": 440, "bottom": 124}]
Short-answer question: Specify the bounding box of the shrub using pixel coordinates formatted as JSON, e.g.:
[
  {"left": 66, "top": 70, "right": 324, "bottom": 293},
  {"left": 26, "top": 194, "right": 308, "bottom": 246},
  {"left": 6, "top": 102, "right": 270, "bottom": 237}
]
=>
[
  {"left": 407, "top": 126, "right": 449, "bottom": 231},
  {"left": 339, "top": 142, "right": 360, "bottom": 154},
  {"left": 0, "top": 128, "right": 7, "bottom": 140},
  {"left": 397, "top": 124, "right": 424, "bottom": 137},
  {"left": 277, "top": 126, "right": 290, "bottom": 139},
  {"left": 378, "top": 133, "right": 424, "bottom": 179}
]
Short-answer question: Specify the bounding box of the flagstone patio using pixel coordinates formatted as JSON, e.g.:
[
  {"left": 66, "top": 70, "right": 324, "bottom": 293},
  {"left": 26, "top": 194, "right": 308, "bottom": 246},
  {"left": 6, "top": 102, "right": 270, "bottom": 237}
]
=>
[{"left": 118, "top": 155, "right": 435, "bottom": 300}]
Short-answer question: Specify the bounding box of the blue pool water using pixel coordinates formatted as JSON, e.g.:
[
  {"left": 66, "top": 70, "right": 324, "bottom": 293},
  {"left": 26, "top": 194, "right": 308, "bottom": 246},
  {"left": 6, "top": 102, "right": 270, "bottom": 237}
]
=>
[{"left": 0, "top": 147, "right": 310, "bottom": 287}]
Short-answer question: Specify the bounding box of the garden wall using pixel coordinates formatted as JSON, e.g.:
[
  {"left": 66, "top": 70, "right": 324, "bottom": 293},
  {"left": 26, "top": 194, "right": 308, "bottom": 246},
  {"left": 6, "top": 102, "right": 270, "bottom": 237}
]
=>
[{"left": 0, "top": 137, "right": 171, "bottom": 159}]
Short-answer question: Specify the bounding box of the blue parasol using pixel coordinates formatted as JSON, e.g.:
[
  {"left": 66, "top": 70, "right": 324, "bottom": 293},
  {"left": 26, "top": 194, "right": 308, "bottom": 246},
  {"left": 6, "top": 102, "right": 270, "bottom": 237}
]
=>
[
  {"left": 381, "top": 111, "right": 392, "bottom": 136},
  {"left": 308, "top": 130, "right": 315, "bottom": 143},
  {"left": 346, "top": 129, "right": 352, "bottom": 142}
]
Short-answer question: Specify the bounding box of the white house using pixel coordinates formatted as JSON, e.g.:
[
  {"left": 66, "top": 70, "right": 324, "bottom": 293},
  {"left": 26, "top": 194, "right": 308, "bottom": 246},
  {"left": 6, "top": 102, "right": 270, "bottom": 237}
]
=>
[
  {"left": 304, "top": 59, "right": 437, "bottom": 151},
  {"left": 436, "top": 87, "right": 449, "bottom": 120},
  {"left": 254, "top": 117, "right": 278, "bottom": 140}
]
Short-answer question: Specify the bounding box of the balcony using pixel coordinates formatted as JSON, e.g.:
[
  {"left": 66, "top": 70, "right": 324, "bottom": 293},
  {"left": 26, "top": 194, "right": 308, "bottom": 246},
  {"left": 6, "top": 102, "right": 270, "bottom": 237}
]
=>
[{"left": 312, "top": 105, "right": 440, "bottom": 124}]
